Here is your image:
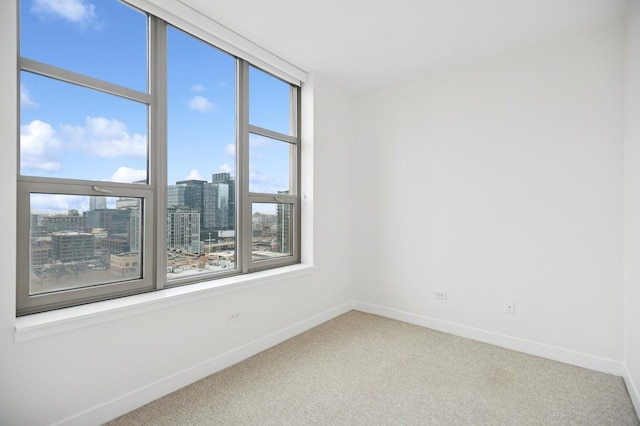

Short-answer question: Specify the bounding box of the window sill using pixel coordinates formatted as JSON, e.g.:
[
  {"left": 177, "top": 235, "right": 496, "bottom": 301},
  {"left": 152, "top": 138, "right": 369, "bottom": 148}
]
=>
[{"left": 14, "top": 264, "right": 315, "bottom": 342}]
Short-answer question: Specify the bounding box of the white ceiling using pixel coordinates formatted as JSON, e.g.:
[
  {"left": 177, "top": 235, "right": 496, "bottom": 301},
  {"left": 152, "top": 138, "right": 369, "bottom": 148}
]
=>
[{"left": 178, "top": 0, "right": 628, "bottom": 92}]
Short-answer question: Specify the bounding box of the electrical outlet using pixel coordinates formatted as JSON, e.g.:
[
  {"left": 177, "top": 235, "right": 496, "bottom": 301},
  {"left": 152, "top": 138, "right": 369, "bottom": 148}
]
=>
[
  {"left": 504, "top": 300, "right": 515, "bottom": 315},
  {"left": 434, "top": 291, "right": 447, "bottom": 300},
  {"left": 227, "top": 311, "right": 241, "bottom": 323}
]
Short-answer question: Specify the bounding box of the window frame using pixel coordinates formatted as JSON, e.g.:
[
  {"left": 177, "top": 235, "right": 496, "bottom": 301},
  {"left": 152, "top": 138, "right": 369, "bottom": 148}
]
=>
[
  {"left": 239, "top": 61, "right": 302, "bottom": 273},
  {"left": 16, "top": 179, "right": 156, "bottom": 315},
  {"left": 16, "top": 1, "right": 301, "bottom": 316}
]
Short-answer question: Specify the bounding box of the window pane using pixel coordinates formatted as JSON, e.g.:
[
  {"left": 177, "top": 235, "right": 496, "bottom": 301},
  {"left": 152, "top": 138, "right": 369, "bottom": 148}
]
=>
[
  {"left": 252, "top": 203, "right": 292, "bottom": 261},
  {"left": 166, "top": 209, "right": 236, "bottom": 279},
  {"left": 249, "top": 66, "right": 291, "bottom": 135},
  {"left": 166, "top": 204, "right": 236, "bottom": 279},
  {"left": 20, "top": 72, "right": 148, "bottom": 183},
  {"left": 29, "top": 194, "right": 143, "bottom": 295},
  {"left": 167, "top": 27, "right": 237, "bottom": 280},
  {"left": 249, "top": 134, "right": 291, "bottom": 194},
  {"left": 20, "top": 0, "right": 147, "bottom": 92}
]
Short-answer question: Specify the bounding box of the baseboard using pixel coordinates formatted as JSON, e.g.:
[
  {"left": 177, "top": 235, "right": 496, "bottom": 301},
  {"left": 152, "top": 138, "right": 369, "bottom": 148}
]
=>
[
  {"left": 623, "top": 364, "right": 640, "bottom": 419},
  {"left": 354, "top": 301, "right": 623, "bottom": 376},
  {"left": 54, "top": 301, "right": 355, "bottom": 426},
  {"left": 52, "top": 299, "right": 629, "bottom": 425}
]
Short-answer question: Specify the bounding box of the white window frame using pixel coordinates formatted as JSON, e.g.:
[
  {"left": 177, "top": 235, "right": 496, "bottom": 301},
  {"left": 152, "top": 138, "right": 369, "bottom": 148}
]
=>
[{"left": 16, "top": 0, "right": 303, "bottom": 316}]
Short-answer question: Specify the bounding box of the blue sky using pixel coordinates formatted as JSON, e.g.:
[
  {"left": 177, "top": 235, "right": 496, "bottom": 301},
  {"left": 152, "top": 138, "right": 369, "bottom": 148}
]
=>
[{"left": 20, "top": 0, "right": 292, "bottom": 213}]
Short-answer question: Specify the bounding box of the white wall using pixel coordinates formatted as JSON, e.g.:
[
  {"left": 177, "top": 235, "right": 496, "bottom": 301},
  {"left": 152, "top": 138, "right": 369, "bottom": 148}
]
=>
[
  {"left": 355, "top": 21, "right": 626, "bottom": 371},
  {"left": 624, "top": 0, "right": 640, "bottom": 414},
  {"left": 0, "top": 0, "right": 355, "bottom": 422},
  {"left": 2, "top": 0, "right": 637, "bottom": 422}
]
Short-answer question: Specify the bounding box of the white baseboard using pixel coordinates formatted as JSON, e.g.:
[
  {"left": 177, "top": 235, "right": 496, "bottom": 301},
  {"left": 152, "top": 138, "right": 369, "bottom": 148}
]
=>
[
  {"left": 53, "top": 300, "right": 632, "bottom": 425},
  {"left": 54, "top": 301, "right": 354, "bottom": 426},
  {"left": 354, "top": 301, "right": 624, "bottom": 376},
  {"left": 623, "top": 364, "right": 640, "bottom": 419}
]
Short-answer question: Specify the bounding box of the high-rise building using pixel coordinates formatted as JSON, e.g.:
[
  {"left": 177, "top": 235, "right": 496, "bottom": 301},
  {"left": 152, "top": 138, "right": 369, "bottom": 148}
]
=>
[
  {"left": 178, "top": 179, "right": 206, "bottom": 212},
  {"left": 51, "top": 232, "right": 95, "bottom": 262},
  {"left": 37, "top": 213, "right": 85, "bottom": 234},
  {"left": 174, "top": 180, "right": 208, "bottom": 241},
  {"left": 101, "top": 238, "right": 129, "bottom": 254},
  {"left": 30, "top": 237, "right": 51, "bottom": 265},
  {"left": 167, "top": 184, "right": 186, "bottom": 208},
  {"left": 169, "top": 175, "right": 236, "bottom": 243},
  {"left": 166, "top": 206, "right": 200, "bottom": 253},
  {"left": 116, "top": 197, "right": 142, "bottom": 254},
  {"left": 85, "top": 209, "right": 131, "bottom": 235},
  {"left": 89, "top": 196, "right": 107, "bottom": 211},
  {"left": 276, "top": 191, "right": 290, "bottom": 254},
  {"left": 128, "top": 206, "right": 141, "bottom": 253},
  {"left": 203, "top": 183, "right": 219, "bottom": 231},
  {"left": 212, "top": 181, "right": 230, "bottom": 229},
  {"left": 211, "top": 173, "right": 235, "bottom": 231}
]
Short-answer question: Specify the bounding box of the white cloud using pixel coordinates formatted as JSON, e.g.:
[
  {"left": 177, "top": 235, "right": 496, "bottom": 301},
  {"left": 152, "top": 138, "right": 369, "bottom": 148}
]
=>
[
  {"left": 190, "top": 84, "right": 205, "bottom": 93},
  {"left": 61, "top": 116, "right": 147, "bottom": 158},
  {"left": 218, "top": 163, "right": 233, "bottom": 174},
  {"left": 109, "top": 167, "right": 146, "bottom": 183},
  {"left": 185, "top": 169, "right": 203, "bottom": 180},
  {"left": 225, "top": 144, "right": 236, "bottom": 156},
  {"left": 30, "top": 193, "right": 87, "bottom": 214},
  {"left": 188, "top": 95, "right": 214, "bottom": 113},
  {"left": 31, "top": 0, "right": 96, "bottom": 25},
  {"left": 20, "top": 117, "right": 146, "bottom": 174},
  {"left": 20, "top": 120, "right": 62, "bottom": 172},
  {"left": 21, "top": 84, "right": 39, "bottom": 109}
]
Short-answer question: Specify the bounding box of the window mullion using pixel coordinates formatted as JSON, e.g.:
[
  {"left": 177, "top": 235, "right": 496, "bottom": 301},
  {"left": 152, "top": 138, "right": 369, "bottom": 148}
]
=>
[
  {"left": 150, "top": 16, "right": 168, "bottom": 289},
  {"left": 238, "top": 59, "right": 250, "bottom": 274},
  {"left": 293, "top": 86, "right": 302, "bottom": 262},
  {"left": 19, "top": 58, "right": 152, "bottom": 105},
  {"left": 248, "top": 125, "right": 297, "bottom": 145}
]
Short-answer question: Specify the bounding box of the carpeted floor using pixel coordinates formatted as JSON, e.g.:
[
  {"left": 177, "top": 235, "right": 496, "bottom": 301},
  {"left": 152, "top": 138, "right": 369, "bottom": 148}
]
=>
[{"left": 105, "top": 311, "right": 639, "bottom": 425}]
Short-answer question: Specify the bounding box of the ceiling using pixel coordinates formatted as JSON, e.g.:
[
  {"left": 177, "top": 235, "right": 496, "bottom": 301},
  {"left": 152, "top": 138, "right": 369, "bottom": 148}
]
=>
[{"left": 178, "top": 0, "right": 628, "bottom": 92}]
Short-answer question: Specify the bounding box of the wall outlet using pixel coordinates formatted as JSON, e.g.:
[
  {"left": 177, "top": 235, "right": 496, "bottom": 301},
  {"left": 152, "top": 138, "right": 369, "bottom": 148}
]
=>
[
  {"left": 504, "top": 300, "right": 515, "bottom": 315},
  {"left": 227, "top": 311, "right": 241, "bottom": 323},
  {"left": 434, "top": 291, "right": 447, "bottom": 300}
]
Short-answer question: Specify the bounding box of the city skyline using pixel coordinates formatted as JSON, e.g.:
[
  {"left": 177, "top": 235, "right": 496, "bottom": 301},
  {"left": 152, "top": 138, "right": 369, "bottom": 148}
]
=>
[
  {"left": 30, "top": 161, "right": 284, "bottom": 215},
  {"left": 20, "top": 0, "right": 291, "bottom": 214}
]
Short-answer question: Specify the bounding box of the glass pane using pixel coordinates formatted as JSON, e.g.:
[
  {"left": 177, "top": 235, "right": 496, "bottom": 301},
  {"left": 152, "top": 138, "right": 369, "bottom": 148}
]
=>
[
  {"left": 166, "top": 204, "right": 236, "bottom": 279},
  {"left": 249, "top": 134, "right": 291, "bottom": 194},
  {"left": 252, "top": 203, "right": 292, "bottom": 261},
  {"left": 249, "top": 66, "right": 292, "bottom": 135},
  {"left": 20, "top": 0, "right": 147, "bottom": 92},
  {"left": 29, "top": 194, "right": 143, "bottom": 295},
  {"left": 167, "top": 26, "right": 236, "bottom": 280},
  {"left": 20, "top": 72, "right": 148, "bottom": 183}
]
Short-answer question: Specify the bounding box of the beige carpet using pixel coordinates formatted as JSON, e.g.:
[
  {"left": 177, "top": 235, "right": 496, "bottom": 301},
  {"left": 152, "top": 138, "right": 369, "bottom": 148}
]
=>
[{"left": 106, "top": 311, "right": 639, "bottom": 425}]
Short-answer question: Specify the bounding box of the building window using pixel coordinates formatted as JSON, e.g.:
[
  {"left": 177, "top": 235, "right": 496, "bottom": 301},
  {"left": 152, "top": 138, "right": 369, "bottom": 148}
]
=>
[{"left": 16, "top": 0, "right": 301, "bottom": 315}]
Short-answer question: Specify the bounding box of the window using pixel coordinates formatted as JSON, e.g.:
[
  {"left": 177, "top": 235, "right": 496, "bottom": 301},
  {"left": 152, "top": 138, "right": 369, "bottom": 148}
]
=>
[{"left": 16, "top": 0, "right": 301, "bottom": 316}]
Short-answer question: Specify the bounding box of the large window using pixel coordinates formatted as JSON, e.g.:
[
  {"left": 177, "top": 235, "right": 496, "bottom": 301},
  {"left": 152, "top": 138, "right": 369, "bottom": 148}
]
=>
[{"left": 16, "top": 0, "right": 301, "bottom": 315}]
